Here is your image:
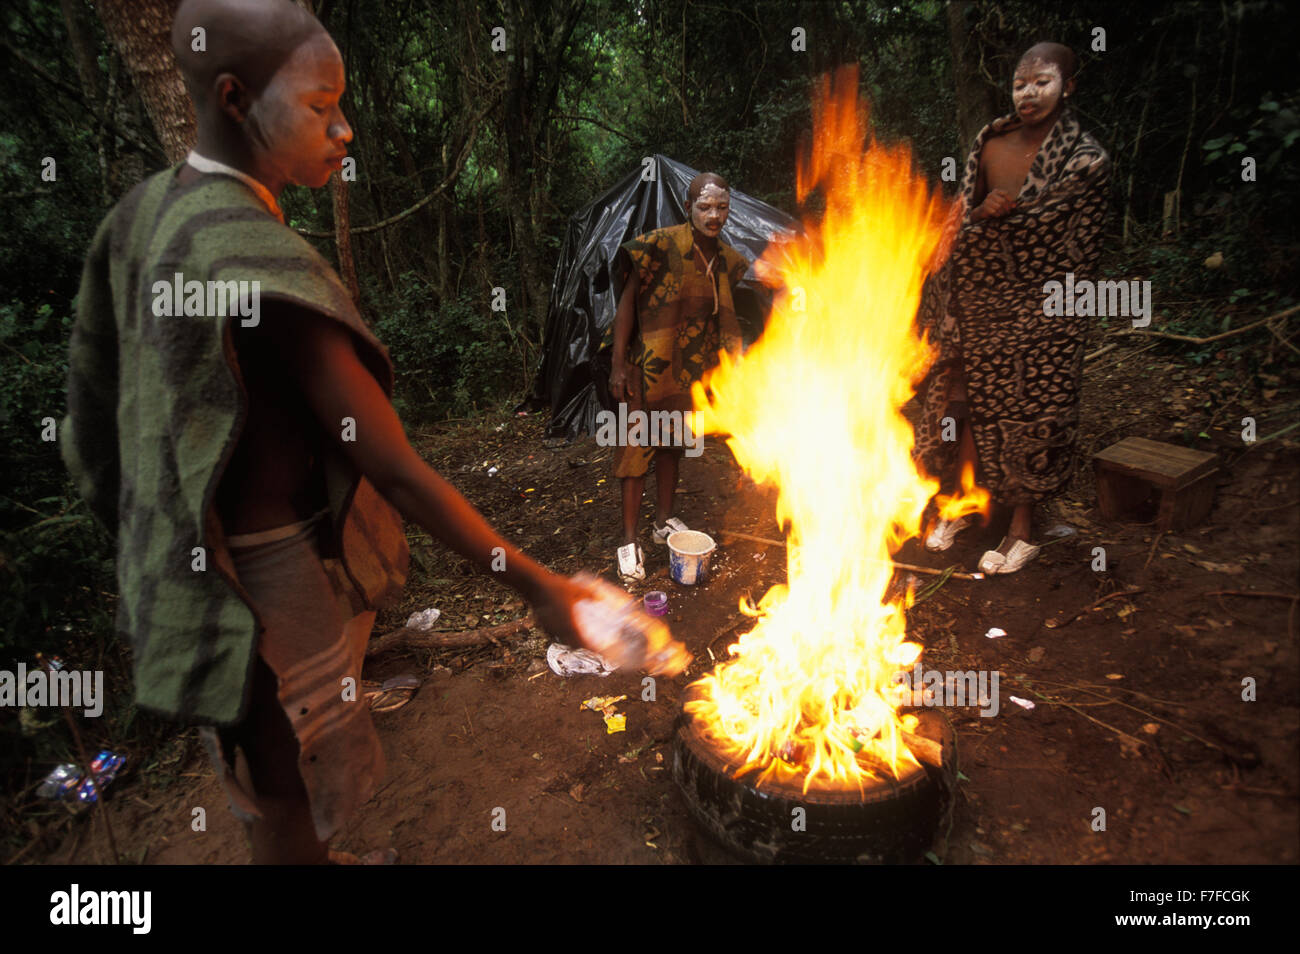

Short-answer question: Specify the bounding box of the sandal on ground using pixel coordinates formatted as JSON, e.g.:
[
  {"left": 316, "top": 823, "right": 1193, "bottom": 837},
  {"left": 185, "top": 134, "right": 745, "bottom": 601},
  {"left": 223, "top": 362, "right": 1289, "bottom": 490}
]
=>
[
  {"left": 617, "top": 542, "right": 645, "bottom": 582},
  {"left": 363, "top": 674, "right": 420, "bottom": 713},
  {"left": 977, "top": 537, "right": 1041, "bottom": 575},
  {"left": 652, "top": 516, "right": 690, "bottom": 545},
  {"left": 925, "top": 516, "right": 971, "bottom": 552}
]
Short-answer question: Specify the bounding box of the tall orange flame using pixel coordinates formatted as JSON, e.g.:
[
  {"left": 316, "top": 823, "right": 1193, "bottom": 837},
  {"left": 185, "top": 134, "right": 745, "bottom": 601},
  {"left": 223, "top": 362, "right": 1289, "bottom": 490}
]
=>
[{"left": 685, "top": 67, "right": 959, "bottom": 791}]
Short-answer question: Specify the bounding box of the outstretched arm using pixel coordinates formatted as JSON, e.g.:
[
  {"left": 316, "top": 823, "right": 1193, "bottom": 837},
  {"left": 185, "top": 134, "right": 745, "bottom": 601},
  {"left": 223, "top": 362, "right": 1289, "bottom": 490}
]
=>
[{"left": 260, "top": 303, "right": 584, "bottom": 645}]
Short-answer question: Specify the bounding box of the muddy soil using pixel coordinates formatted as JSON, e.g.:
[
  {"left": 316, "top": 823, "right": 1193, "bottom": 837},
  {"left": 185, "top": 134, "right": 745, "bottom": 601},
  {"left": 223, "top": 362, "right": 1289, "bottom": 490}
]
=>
[{"left": 34, "top": 340, "right": 1300, "bottom": 865}]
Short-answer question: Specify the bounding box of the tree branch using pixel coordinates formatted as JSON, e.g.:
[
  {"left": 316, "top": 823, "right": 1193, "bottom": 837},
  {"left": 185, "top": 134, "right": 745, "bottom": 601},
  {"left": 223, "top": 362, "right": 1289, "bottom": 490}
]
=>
[
  {"left": 295, "top": 97, "right": 493, "bottom": 238},
  {"left": 1, "top": 39, "right": 166, "bottom": 162},
  {"left": 553, "top": 112, "right": 637, "bottom": 143},
  {"left": 1114, "top": 305, "right": 1298, "bottom": 345}
]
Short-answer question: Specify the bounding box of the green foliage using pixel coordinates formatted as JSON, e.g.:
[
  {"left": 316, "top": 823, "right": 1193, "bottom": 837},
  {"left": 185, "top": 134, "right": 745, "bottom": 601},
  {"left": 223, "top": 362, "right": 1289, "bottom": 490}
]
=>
[
  {"left": 373, "top": 278, "right": 524, "bottom": 424},
  {"left": 0, "top": 299, "right": 116, "bottom": 660}
]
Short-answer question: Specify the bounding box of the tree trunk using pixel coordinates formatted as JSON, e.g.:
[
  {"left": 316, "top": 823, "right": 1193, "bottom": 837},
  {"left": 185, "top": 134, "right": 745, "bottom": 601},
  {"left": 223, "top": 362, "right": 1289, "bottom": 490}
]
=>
[
  {"left": 498, "top": 0, "right": 586, "bottom": 339},
  {"left": 501, "top": 4, "right": 548, "bottom": 334},
  {"left": 94, "top": 0, "right": 195, "bottom": 163},
  {"left": 436, "top": 143, "right": 451, "bottom": 303},
  {"left": 332, "top": 172, "right": 362, "bottom": 309},
  {"left": 61, "top": 0, "right": 102, "bottom": 104},
  {"left": 946, "top": 0, "right": 1001, "bottom": 156}
]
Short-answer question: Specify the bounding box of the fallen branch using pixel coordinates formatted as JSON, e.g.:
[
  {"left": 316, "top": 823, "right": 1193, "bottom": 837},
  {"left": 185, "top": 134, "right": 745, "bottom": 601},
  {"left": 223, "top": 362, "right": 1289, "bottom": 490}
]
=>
[
  {"left": 911, "top": 564, "right": 958, "bottom": 605},
  {"left": 1114, "top": 304, "right": 1299, "bottom": 345},
  {"left": 1220, "top": 784, "right": 1298, "bottom": 799},
  {"left": 1251, "top": 419, "right": 1300, "bottom": 446},
  {"left": 719, "top": 529, "right": 785, "bottom": 547},
  {"left": 1207, "top": 590, "right": 1299, "bottom": 601},
  {"left": 1021, "top": 687, "right": 1147, "bottom": 751},
  {"left": 892, "top": 560, "right": 981, "bottom": 581},
  {"left": 719, "top": 530, "right": 980, "bottom": 579},
  {"left": 1143, "top": 530, "right": 1166, "bottom": 571},
  {"left": 1057, "top": 682, "right": 1226, "bottom": 756},
  {"left": 366, "top": 615, "right": 534, "bottom": 658},
  {"left": 1088, "top": 339, "right": 1162, "bottom": 373},
  {"left": 1084, "top": 342, "right": 1117, "bottom": 362},
  {"left": 1044, "top": 587, "right": 1144, "bottom": 629},
  {"left": 1265, "top": 318, "right": 1300, "bottom": 357}
]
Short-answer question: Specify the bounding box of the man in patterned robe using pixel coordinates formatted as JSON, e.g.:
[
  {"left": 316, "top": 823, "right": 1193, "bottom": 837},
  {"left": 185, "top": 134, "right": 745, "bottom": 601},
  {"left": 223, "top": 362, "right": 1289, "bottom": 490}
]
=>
[
  {"left": 914, "top": 43, "right": 1111, "bottom": 573},
  {"left": 607, "top": 173, "right": 749, "bottom": 580}
]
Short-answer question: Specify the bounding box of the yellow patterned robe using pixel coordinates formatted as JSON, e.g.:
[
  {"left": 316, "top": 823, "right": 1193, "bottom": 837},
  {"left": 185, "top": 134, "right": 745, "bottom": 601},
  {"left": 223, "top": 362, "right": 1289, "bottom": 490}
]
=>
[{"left": 610, "top": 223, "right": 748, "bottom": 476}]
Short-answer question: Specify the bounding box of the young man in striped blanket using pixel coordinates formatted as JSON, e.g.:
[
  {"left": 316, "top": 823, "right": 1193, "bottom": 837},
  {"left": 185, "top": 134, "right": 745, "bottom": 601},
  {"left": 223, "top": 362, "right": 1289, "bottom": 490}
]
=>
[{"left": 62, "top": 0, "right": 671, "bottom": 864}]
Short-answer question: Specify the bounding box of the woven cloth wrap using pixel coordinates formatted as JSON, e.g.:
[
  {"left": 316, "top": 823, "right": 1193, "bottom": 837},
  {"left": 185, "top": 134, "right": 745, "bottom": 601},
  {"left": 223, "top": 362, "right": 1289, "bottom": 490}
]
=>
[
  {"left": 605, "top": 222, "right": 749, "bottom": 477},
  {"left": 63, "top": 166, "right": 409, "bottom": 725},
  {"left": 914, "top": 109, "right": 1111, "bottom": 505},
  {"left": 612, "top": 222, "right": 748, "bottom": 411}
]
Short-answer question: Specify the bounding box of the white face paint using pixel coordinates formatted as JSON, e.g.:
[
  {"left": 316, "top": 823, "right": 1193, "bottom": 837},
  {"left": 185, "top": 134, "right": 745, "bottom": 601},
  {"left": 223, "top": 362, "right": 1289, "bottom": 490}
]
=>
[
  {"left": 690, "top": 183, "right": 730, "bottom": 238},
  {"left": 1012, "top": 58, "right": 1064, "bottom": 123}
]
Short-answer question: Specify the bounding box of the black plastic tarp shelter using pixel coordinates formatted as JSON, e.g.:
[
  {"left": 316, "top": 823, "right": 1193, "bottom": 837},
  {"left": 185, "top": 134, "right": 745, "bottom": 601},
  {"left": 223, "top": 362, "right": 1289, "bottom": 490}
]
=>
[{"left": 528, "top": 154, "right": 799, "bottom": 439}]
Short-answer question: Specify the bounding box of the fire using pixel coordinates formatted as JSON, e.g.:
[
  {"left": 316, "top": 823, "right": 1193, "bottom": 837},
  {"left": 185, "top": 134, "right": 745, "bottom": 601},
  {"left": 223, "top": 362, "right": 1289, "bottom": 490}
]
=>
[
  {"left": 935, "top": 460, "right": 991, "bottom": 524},
  {"left": 685, "top": 67, "right": 962, "bottom": 791}
]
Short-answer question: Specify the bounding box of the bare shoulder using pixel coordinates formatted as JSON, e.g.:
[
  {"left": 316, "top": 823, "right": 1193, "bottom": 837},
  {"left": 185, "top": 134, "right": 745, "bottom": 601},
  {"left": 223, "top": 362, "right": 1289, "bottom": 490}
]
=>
[{"left": 979, "top": 130, "right": 1018, "bottom": 164}]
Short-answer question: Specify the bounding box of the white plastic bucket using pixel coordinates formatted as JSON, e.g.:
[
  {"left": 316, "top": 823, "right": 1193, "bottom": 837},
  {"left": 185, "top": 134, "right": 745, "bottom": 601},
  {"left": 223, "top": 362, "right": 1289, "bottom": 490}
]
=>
[{"left": 667, "top": 530, "right": 716, "bottom": 585}]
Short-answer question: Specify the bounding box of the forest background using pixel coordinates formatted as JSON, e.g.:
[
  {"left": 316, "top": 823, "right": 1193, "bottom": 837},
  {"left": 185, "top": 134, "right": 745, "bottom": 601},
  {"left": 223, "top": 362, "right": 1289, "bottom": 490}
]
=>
[{"left": 1, "top": 0, "right": 1296, "bottom": 823}]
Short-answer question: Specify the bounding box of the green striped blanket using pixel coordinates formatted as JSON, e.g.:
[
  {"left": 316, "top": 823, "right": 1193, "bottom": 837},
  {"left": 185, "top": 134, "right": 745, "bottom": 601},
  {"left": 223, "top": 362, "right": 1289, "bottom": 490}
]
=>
[{"left": 63, "top": 166, "right": 408, "bottom": 725}]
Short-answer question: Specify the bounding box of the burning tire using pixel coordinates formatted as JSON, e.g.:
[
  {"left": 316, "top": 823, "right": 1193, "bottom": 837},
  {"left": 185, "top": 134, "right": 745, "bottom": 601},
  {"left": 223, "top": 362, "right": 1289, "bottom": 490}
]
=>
[{"left": 673, "top": 690, "right": 956, "bottom": 864}]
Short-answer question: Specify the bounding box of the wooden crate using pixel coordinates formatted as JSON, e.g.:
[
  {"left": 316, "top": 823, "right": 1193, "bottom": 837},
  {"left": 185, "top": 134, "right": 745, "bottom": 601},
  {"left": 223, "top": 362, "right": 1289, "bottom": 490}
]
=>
[{"left": 1092, "top": 437, "right": 1219, "bottom": 532}]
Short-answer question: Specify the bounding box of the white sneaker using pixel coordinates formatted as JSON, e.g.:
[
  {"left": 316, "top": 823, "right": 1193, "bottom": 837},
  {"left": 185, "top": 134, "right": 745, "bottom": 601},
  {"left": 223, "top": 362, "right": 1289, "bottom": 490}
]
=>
[
  {"left": 652, "top": 517, "right": 690, "bottom": 545},
  {"left": 978, "top": 537, "right": 1040, "bottom": 575},
  {"left": 925, "top": 516, "right": 970, "bottom": 552},
  {"left": 616, "top": 543, "right": 645, "bottom": 582}
]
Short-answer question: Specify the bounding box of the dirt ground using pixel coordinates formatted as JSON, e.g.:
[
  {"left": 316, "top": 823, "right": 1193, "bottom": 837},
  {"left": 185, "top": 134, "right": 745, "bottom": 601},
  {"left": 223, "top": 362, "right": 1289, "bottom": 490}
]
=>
[{"left": 34, "top": 335, "right": 1300, "bottom": 865}]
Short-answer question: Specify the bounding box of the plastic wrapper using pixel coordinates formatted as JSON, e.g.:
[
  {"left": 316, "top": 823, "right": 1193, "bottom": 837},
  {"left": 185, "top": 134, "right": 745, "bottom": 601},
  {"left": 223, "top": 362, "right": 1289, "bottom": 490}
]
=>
[
  {"left": 405, "top": 608, "right": 441, "bottom": 631},
  {"left": 90, "top": 749, "right": 126, "bottom": 786},
  {"left": 37, "top": 750, "right": 126, "bottom": 805},
  {"left": 37, "top": 764, "right": 82, "bottom": 800},
  {"left": 603, "top": 713, "right": 627, "bottom": 734},
  {"left": 547, "top": 642, "right": 616, "bottom": 677}
]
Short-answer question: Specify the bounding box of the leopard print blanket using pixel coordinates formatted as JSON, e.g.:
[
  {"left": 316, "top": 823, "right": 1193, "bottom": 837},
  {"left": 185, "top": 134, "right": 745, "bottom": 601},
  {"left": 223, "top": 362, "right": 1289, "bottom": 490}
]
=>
[{"left": 914, "top": 108, "right": 1111, "bottom": 507}]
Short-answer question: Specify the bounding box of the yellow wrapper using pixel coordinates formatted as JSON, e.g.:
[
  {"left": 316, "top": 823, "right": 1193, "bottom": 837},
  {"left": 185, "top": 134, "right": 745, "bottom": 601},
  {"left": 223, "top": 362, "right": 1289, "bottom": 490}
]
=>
[
  {"left": 581, "top": 694, "right": 627, "bottom": 712},
  {"left": 603, "top": 713, "right": 627, "bottom": 734}
]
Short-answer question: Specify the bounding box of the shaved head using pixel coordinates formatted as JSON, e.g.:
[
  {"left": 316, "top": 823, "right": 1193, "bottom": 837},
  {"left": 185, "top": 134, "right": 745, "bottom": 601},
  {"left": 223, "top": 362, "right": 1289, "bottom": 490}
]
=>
[
  {"left": 172, "top": 0, "right": 327, "bottom": 100},
  {"left": 686, "top": 172, "right": 731, "bottom": 240},
  {"left": 1011, "top": 42, "right": 1078, "bottom": 127},
  {"left": 173, "top": 0, "right": 351, "bottom": 195},
  {"left": 1018, "top": 42, "right": 1080, "bottom": 82},
  {"left": 687, "top": 172, "right": 730, "bottom": 207}
]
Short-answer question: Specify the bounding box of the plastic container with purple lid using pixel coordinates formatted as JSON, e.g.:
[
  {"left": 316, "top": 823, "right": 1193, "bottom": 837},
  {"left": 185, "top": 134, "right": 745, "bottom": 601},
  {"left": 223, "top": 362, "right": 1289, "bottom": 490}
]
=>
[{"left": 642, "top": 591, "right": 669, "bottom": 617}]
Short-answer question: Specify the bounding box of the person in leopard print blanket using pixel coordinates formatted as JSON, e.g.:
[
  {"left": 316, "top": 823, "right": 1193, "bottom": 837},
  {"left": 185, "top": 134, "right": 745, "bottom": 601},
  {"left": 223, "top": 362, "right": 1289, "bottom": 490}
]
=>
[{"left": 914, "top": 42, "right": 1111, "bottom": 574}]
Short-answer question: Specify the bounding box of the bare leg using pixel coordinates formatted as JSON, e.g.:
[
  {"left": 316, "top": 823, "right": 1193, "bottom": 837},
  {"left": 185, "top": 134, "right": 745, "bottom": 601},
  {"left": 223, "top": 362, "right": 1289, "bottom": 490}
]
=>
[
  {"left": 621, "top": 476, "right": 644, "bottom": 545},
  {"left": 957, "top": 420, "right": 978, "bottom": 486},
  {"left": 653, "top": 450, "right": 681, "bottom": 524},
  {"left": 1007, "top": 503, "right": 1033, "bottom": 544},
  {"left": 950, "top": 368, "right": 979, "bottom": 506},
  {"left": 236, "top": 661, "right": 329, "bottom": 865}
]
